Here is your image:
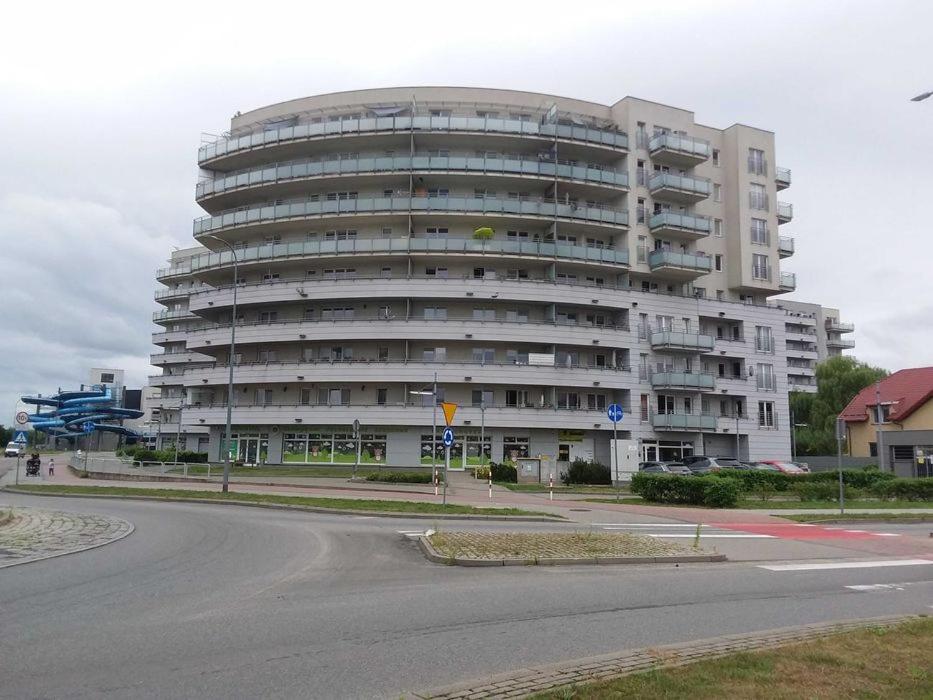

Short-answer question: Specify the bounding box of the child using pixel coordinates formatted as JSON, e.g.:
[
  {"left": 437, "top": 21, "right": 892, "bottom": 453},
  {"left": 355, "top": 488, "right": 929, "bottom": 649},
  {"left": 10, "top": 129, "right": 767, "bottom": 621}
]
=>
[{"left": 48, "top": 458, "right": 55, "bottom": 479}]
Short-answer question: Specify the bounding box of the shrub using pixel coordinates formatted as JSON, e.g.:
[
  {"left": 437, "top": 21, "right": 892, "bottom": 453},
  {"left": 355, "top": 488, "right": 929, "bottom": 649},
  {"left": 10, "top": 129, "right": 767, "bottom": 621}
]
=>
[
  {"left": 490, "top": 462, "right": 517, "bottom": 483},
  {"left": 365, "top": 471, "right": 432, "bottom": 484},
  {"left": 120, "top": 446, "right": 208, "bottom": 463},
  {"left": 870, "top": 478, "right": 933, "bottom": 501},
  {"left": 792, "top": 481, "right": 839, "bottom": 502},
  {"left": 702, "top": 478, "right": 740, "bottom": 508},
  {"left": 803, "top": 467, "right": 894, "bottom": 489},
  {"left": 631, "top": 473, "right": 738, "bottom": 507},
  {"left": 474, "top": 465, "right": 491, "bottom": 480},
  {"left": 710, "top": 469, "right": 792, "bottom": 493},
  {"left": 561, "top": 459, "right": 611, "bottom": 485}
]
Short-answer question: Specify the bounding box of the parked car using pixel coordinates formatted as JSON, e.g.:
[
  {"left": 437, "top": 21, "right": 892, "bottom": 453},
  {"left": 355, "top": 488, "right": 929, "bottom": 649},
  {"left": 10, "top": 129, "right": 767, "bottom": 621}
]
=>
[
  {"left": 4, "top": 442, "right": 21, "bottom": 458},
  {"left": 686, "top": 457, "right": 744, "bottom": 474},
  {"left": 792, "top": 461, "right": 811, "bottom": 473},
  {"left": 760, "top": 460, "right": 808, "bottom": 475},
  {"left": 639, "top": 462, "right": 693, "bottom": 475},
  {"left": 748, "top": 461, "right": 782, "bottom": 471}
]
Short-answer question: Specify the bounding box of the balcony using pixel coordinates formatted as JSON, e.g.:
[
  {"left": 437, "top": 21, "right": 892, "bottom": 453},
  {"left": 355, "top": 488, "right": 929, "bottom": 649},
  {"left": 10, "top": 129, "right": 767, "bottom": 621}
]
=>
[
  {"left": 776, "top": 201, "right": 793, "bottom": 223},
  {"left": 647, "top": 250, "right": 713, "bottom": 280},
  {"left": 826, "top": 337, "right": 856, "bottom": 350},
  {"left": 152, "top": 309, "right": 198, "bottom": 323},
  {"left": 148, "top": 374, "right": 186, "bottom": 387},
  {"left": 196, "top": 156, "right": 629, "bottom": 203},
  {"left": 155, "top": 286, "right": 206, "bottom": 302},
  {"left": 648, "top": 172, "right": 712, "bottom": 204},
  {"left": 825, "top": 319, "right": 855, "bottom": 333},
  {"left": 192, "top": 195, "right": 629, "bottom": 239},
  {"left": 649, "top": 211, "right": 711, "bottom": 240},
  {"left": 150, "top": 351, "right": 213, "bottom": 366},
  {"left": 650, "top": 331, "right": 715, "bottom": 353},
  {"left": 778, "top": 236, "right": 794, "bottom": 258},
  {"left": 651, "top": 413, "right": 717, "bottom": 431},
  {"left": 648, "top": 133, "right": 711, "bottom": 166},
  {"left": 775, "top": 167, "right": 791, "bottom": 191},
  {"left": 779, "top": 272, "right": 796, "bottom": 291},
  {"left": 650, "top": 372, "right": 715, "bottom": 391},
  {"left": 198, "top": 115, "right": 629, "bottom": 167}
]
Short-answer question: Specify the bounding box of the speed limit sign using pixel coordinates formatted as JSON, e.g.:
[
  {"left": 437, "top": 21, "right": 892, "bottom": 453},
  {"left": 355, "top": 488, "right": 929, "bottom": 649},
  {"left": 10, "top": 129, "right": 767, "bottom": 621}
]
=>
[{"left": 15, "top": 411, "right": 29, "bottom": 425}]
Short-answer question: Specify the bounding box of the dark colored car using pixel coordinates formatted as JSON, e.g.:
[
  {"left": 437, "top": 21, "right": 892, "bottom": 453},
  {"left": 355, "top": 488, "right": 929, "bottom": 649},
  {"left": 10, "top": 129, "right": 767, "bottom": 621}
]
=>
[{"left": 639, "top": 462, "right": 693, "bottom": 475}]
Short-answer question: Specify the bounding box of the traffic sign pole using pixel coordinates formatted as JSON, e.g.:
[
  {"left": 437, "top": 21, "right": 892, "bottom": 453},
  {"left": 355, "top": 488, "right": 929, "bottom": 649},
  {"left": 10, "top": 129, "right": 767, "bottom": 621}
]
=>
[
  {"left": 441, "top": 427, "right": 454, "bottom": 506},
  {"left": 606, "top": 403, "right": 624, "bottom": 501}
]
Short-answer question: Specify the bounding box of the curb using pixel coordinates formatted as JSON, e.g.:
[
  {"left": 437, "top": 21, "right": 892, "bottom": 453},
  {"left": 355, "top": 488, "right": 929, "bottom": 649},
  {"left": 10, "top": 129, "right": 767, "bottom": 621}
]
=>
[
  {"left": 415, "top": 613, "right": 924, "bottom": 699},
  {"left": 0, "top": 511, "right": 135, "bottom": 570},
  {"left": 1, "top": 487, "right": 562, "bottom": 522},
  {"left": 417, "top": 535, "right": 727, "bottom": 567}
]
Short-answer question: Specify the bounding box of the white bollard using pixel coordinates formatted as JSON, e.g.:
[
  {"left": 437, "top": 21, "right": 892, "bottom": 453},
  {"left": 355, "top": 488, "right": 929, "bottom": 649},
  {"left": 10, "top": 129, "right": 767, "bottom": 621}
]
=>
[
  {"left": 549, "top": 472, "right": 553, "bottom": 501},
  {"left": 434, "top": 469, "right": 439, "bottom": 497},
  {"left": 488, "top": 470, "right": 492, "bottom": 499}
]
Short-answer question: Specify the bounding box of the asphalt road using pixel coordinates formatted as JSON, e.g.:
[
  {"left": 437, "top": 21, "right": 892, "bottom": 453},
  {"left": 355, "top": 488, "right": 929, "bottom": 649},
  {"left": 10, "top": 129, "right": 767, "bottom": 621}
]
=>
[{"left": 1, "top": 492, "right": 931, "bottom": 699}]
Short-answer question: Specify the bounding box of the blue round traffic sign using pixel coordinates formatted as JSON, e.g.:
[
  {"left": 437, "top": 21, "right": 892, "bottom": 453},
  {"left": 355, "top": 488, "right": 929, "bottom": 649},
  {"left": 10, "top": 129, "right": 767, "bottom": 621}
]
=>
[
  {"left": 82, "top": 421, "right": 95, "bottom": 434},
  {"left": 607, "top": 404, "right": 624, "bottom": 423},
  {"left": 442, "top": 427, "right": 454, "bottom": 447}
]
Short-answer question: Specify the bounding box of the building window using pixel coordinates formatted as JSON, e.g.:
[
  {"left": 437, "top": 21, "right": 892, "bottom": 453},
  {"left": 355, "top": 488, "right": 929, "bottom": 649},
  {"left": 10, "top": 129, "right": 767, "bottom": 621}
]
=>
[
  {"left": 752, "top": 254, "right": 770, "bottom": 280},
  {"left": 712, "top": 148, "right": 720, "bottom": 167},
  {"left": 422, "top": 347, "right": 447, "bottom": 362},
  {"left": 472, "top": 308, "right": 495, "bottom": 321},
  {"left": 750, "top": 218, "right": 769, "bottom": 245},
  {"left": 758, "top": 401, "right": 775, "bottom": 428},
  {"left": 756, "top": 364, "right": 775, "bottom": 391},
  {"left": 423, "top": 306, "right": 447, "bottom": 320},
  {"left": 755, "top": 326, "right": 773, "bottom": 352},
  {"left": 748, "top": 148, "right": 767, "bottom": 175},
  {"left": 502, "top": 436, "right": 530, "bottom": 460},
  {"left": 749, "top": 183, "right": 768, "bottom": 210},
  {"left": 713, "top": 218, "right": 723, "bottom": 237},
  {"left": 425, "top": 266, "right": 448, "bottom": 278},
  {"left": 471, "top": 389, "right": 494, "bottom": 407},
  {"left": 714, "top": 254, "right": 723, "bottom": 272},
  {"left": 376, "top": 388, "right": 388, "bottom": 406},
  {"left": 99, "top": 372, "right": 115, "bottom": 383},
  {"left": 472, "top": 348, "right": 495, "bottom": 364},
  {"left": 713, "top": 183, "right": 722, "bottom": 202}
]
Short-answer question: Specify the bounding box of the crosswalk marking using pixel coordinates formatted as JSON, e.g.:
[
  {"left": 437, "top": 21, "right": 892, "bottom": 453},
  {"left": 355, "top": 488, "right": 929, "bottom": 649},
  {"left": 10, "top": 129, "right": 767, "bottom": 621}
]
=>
[
  {"left": 845, "top": 583, "right": 907, "bottom": 592},
  {"left": 759, "top": 559, "right": 933, "bottom": 572},
  {"left": 648, "top": 533, "right": 775, "bottom": 539}
]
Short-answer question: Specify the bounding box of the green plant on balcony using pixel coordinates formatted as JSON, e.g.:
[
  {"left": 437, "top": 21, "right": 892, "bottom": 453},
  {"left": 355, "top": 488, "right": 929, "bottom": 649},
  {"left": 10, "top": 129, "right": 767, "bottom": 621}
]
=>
[{"left": 473, "top": 227, "right": 495, "bottom": 240}]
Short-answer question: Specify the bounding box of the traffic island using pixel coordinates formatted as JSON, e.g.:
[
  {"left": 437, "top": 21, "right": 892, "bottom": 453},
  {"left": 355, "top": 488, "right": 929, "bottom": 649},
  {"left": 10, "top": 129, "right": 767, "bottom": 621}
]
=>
[{"left": 418, "top": 531, "right": 726, "bottom": 566}]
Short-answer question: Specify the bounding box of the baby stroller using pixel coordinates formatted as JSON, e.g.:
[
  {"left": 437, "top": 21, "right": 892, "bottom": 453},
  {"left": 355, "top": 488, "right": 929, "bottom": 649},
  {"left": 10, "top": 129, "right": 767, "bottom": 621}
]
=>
[{"left": 25, "top": 454, "right": 41, "bottom": 477}]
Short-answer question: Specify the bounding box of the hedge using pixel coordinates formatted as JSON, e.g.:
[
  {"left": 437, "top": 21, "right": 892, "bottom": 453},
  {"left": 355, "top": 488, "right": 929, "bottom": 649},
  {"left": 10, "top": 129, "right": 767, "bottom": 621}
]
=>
[
  {"left": 490, "top": 462, "right": 518, "bottom": 483},
  {"left": 365, "top": 471, "right": 432, "bottom": 484},
  {"left": 560, "top": 459, "right": 611, "bottom": 486},
  {"left": 118, "top": 447, "right": 208, "bottom": 463},
  {"left": 631, "top": 473, "right": 739, "bottom": 508}
]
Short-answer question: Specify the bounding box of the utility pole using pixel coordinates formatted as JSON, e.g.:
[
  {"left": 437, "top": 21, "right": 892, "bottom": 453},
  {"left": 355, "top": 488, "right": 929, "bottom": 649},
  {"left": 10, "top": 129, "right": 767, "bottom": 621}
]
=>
[{"left": 875, "top": 381, "right": 885, "bottom": 472}]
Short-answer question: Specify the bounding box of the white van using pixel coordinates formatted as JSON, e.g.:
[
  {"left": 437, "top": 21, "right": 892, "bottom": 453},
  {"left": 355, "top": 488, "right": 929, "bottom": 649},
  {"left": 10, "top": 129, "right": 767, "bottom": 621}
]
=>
[{"left": 4, "top": 442, "right": 22, "bottom": 458}]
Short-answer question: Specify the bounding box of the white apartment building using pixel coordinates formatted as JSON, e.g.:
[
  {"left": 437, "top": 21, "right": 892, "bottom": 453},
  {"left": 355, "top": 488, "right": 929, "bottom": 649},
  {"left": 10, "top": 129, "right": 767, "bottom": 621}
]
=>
[
  {"left": 151, "top": 87, "right": 801, "bottom": 468},
  {"left": 777, "top": 300, "right": 856, "bottom": 393}
]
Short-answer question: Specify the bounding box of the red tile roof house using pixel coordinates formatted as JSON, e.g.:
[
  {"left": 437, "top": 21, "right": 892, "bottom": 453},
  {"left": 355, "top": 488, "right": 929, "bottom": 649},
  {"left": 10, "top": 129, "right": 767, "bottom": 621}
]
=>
[{"left": 840, "top": 367, "right": 933, "bottom": 477}]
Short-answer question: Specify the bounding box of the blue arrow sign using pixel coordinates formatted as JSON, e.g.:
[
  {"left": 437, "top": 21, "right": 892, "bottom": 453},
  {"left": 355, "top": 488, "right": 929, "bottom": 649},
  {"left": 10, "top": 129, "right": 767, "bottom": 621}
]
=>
[
  {"left": 442, "top": 427, "right": 454, "bottom": 447},
  {"left": 82, "top": 421, "right": 95, "bottom": 434},
  {"left": 12, "top": 430, "right": 28, "bottom": 444},
  {"left": 607, "top": 404, "right": 624, "bottom": 423}
]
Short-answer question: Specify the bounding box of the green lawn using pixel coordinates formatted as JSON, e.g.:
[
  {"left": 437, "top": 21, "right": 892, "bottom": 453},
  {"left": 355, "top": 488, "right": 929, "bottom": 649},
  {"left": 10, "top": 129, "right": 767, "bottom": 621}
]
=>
[
  {"left": 6, "top": 484, "right": 560, "bottom": 518},
  {"left": 531, "top": 618, "right": 933, "bottom": 699},
  {"left": 784, "top": 512, "right": 933, "bottom": 523},
  {"left": 501, "top": 483, "right": 631, "bottom": 495},
  {"left": 584, "top": 498, "right": 933, "bottom": 510}
]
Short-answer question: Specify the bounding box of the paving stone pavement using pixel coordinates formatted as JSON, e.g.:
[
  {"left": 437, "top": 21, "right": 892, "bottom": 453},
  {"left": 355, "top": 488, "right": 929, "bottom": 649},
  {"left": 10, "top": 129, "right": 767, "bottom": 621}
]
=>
[
  {"left": 0, "top": 505, "right": 134, "bottom": 568},
  {"left": 415, "top": 614, "right": 917, "bottom": 699}
]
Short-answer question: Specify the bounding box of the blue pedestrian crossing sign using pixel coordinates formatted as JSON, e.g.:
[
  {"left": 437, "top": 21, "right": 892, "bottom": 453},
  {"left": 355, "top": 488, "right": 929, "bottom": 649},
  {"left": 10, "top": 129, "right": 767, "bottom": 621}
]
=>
[
  {"left": 607, "top": 404, "right": 624, "bottom": 423},
  {"left": 442, "top": 427, "right": 454, "bottom": 447},
  {"left": 82, "top": 421, "right": 95, "bottom": 434},
  {"left": 12, "top": 430, "right": 28, "bottom": 445}
]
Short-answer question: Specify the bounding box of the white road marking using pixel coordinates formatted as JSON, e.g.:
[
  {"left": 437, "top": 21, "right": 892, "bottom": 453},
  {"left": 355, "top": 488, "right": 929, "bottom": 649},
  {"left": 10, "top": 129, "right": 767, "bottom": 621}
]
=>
[
  {"left": 844, "top": 529, "right": 867, "bottom": 533},
  {"left": 845, "top": 583, "right": 907, "bottom": 592},
  {"left": 397, "top": 530, "right": 427, "bottom": 537},
  {"left": 759, "top": 559, "right": 933, "bottom": 571},
  {"left": 592, "top": 523, "right": 703, "bottom": 527},
  {"left": 874, "top": 533, "right": 901, "bottom": 537},
  {"left": 648, "top": 533, "right": 776, "bottom": 539}
]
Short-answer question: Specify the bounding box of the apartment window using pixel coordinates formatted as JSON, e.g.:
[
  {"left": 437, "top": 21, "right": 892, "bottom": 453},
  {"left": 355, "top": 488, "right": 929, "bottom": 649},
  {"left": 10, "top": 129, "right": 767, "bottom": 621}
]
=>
[
  {"left": 755, "top": 326, "right": 774, "bottom": 352},
  {"left": 758, "top": 401, "right": 776, "bottom": 428},
  {"left": 99, "top": 372, "right": 115, "bottom": 383},
  {"left": 587, "top": 394, "right": 607, "bottom": 411},
  {"left": 321, "top": 307, "right": 354, "bottom": 320},
  {"left": 475, "top": 110, "right": 499, "bottom": 118},
  {"left": 712, "top": 148, "right": 720, "bottom": 167},
  {"left": 381, "top": 227, "right": 393, "bottom": 237},
  {"left": 425, "top": 227, "right": 448, "bottom": 238},
  {"left": 326, "top": 191, "right": 358, "bottom": 201},
  {"left": 318, "top": 388, "right": 350, "bottom": 406},
  {"left": 425, "top": 266, "right": 448, "bottom": 278},
  {"left": 505, "top": 309, "right": 528, "bottom": 322},
  {"left": 262, "top": 272, "right": 280, "bottom": 282},
  {"left": 556, "top": 272, "right": 577, "bottom": 282},
  {"left": 585, "top": 275, "right": 605, "bottom": 286},
  {"left": 381, "top": 267, "right": 392, "bottom": 279},
  {"left": 299, "top": 388, "right": 313, "bottom": 406},
  {"left": 507, "top": 230, "right": 536, "bottom": 241},
  {"left": 506, "top": 268, "right": 529, "bottom": 280},
  {"left": 693, "top": 287, "right": 706, "bottom": 298},
  {"left": 423, "top": 306, "right": 447, "bottom": 320},
  {"left": 258, "top": 350, "right": 277, "bottom": 363},
  {"left": 585, "top": 313, "right": 606, "bottom": 326},
  {"left": 637, "top": 197, "right": 646, "bottom": 224},
  {"left": 506, "top": 350, "right": 529, "bottom": 365},
  {"left": 376, "top": 388, "right": 388, "bottom": 406},
  {"left": 557, "top": 392, "right": 580, "bottom": 409},
  {"left": 473, "top": 308, "right": 495, "bottom": 321},
  {"left": 750, "top": 218, "right": 770, "bottom": 245},
  {"left": 430, "top": 109, "right": 451, "bottom": 117},
  {"left": 748, "top": 148, "right": 767, "bottom": 176},
  {"left": 258, "top": 311, "right": 278, "bottom": 324},
  {"left": 471, "top": 389, "right": 494, "bottom": 407},
  {"left": 427, "top": 188, "right": 449, "bottom": 198},
  {"left": 255, "top": 388, "right": 274, "bottom": 406},
  {"left": 749, "top": 183, "right": 768, "bottom": 211},
  {"left": 586, "top": 237, "right": 605, "bottom": 249},
  {"left": 752, "top": 254, "right": 770, "bottom": 280},
  {"left": 323, "top": 268, "right": 356, "bottom": 280},
  {"left": 427, "top": 148, "right": 450, "bottom": 158},
  {"left": 713, "top": 183, "right": 722, "bottom": 202},
  {"left": 505, "top": 389, "right": 530, "bottom": 407},
  {"left": 756, "top": 363, "right": 776, "bottom": 391},
  {"left": 713, "top": 218, "right": 723, "bottom": 237},
  {"left": 714, "top": 254, "right": 723, "bottom": 272},
  {"left": 716, "top": 290, "right": 725, "bottom": 300},
  {"left": 263, "top": 234, "right": 282, "bottom": 244},
  {"left": 472, "top": 348, "right": 495, "bottom": 364},
  {"left": 378, "top": 346, "right": 389, "bottom": 362},
  {"left": 422, "top": 347, "right": 447, "bottom": 362}
]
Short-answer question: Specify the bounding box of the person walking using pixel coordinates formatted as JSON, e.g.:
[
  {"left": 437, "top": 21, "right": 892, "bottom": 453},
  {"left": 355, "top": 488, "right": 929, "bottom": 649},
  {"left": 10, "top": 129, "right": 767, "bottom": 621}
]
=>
[{"left": 47, "top": 458, "right": 55, "bottom": 479}]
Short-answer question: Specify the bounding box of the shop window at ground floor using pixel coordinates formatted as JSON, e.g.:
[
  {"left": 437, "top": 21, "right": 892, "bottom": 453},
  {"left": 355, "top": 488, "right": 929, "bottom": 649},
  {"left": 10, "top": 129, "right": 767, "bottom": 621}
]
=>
[
  {"left": 503, "top": 436, "right": 530, "bottom": 462},
  {"left": 283, "top": 431, "right": 387, "bottom": 464},
  {"left": 641, "top": 440, "right": 694, "bottom": 463},
  {"left": 229, "top": 433, "right": 269, "bottom": 465},
  {"left": 421, "top": 432, "right": 492, "bottom": 468}
]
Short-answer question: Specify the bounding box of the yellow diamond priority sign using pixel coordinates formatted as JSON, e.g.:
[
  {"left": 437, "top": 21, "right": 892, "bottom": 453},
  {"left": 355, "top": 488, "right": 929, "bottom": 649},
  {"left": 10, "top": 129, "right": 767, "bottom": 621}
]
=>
[{"left": 441, "top": 402, "right": 458, "bottom": 426}]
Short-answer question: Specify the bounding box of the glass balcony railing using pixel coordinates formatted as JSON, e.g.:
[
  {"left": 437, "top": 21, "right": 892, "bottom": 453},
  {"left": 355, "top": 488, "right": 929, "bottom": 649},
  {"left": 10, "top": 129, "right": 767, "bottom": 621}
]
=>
[
  {"left": 649, "top": 372, "right": 716, "bottom": 390},
  {"left": 826, "top": 337, "right": 856, "bottom": 349},
  {"left": 647, "top": 250, "right": 713, "bottom": 272},
  {"left": 648, "top": 133, "right": 711, "bottom": 160},
  {"left": 158, "top": 236, "right": 630, "bottom": 280},
  {"left": 153, "top": 309, "right": 195, "bottom": 322},
  {"left": 775, "top": 167, "right": 791, "bottom": 187},
  {"left": 198, "top": 115, "right": 629, "bottom": 163},
  {"left": 778, "top": 236, "right": 794, "bottom": 255},
  {"left": 825, "top": 320, "right": 855, "bottom": 333},
  {"left": 777, "top": 201, "right": 793, "bottom": 220},
  {"left": 649, "top": 211, "right": 711, "bottom": 234},
  {"left": 650, "top": 413, "right": 717, "bottom": 430},
  {"left": 196, "top": 156, "right": 628, "bottom": 199},
  {"left": 648, "top": 172, "right": 712, "bottom": 197},
  {"left": 192, "top": 196, "right": 629, "bottom": 236},
  {"left": 649, "top": 331, "right": 715, "bottom": 352},
  {"left": 780, "top": 272, "right": 797, "bottom": 290}
]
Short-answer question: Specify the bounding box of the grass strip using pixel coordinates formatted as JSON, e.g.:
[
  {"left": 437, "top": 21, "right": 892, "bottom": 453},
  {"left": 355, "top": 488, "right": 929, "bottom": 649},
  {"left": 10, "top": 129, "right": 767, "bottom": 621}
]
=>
[
  {"left": 429, "top": 531, "right": 691, "bottom": 559},
  {"left": 584, "top": 498, "right": 933, "bottom": 510},
  {"left": 531, "top": 617, "right": 933, "bottom": 699},
  {"left": 5, "top": 484, "right": 560, "bottom": 518},
  {"left": 783, "top": 512, "right": 933, "bottom": 523},
  {"left": 500, "top": 483, "right": 632, "bottom": 495}
]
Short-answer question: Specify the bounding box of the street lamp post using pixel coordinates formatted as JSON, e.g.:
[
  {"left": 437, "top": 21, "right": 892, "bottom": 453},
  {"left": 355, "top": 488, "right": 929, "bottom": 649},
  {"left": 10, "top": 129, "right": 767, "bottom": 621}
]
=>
[
  {"left": 409, "top": 371, "right": 438, "bottom": 486},
  {"left": 207, "top": 235, "right": 239, "bottom": 493}
]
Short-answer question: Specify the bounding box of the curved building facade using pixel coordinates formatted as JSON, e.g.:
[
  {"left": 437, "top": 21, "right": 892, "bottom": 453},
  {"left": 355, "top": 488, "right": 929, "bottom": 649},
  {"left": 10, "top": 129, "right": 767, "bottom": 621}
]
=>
[{"left": 152, "top": 87, "right": 799, "bottom": 468}]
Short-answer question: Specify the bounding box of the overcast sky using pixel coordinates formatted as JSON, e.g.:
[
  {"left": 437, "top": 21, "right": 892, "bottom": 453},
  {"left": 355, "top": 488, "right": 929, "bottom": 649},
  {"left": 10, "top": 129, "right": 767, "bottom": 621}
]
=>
[{"left": 1, "top": 0, "right": 930, "bottom": 419}]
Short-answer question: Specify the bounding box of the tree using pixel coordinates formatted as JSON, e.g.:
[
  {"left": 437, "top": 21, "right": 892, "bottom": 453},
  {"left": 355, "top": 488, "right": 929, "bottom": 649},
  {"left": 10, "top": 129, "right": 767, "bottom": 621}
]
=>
[
  {"left": 790, "top": 356, "right": 888, "bottom": 455},
  {"left": 0, "top": 425, "right": 12, "bottom": 446}
]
